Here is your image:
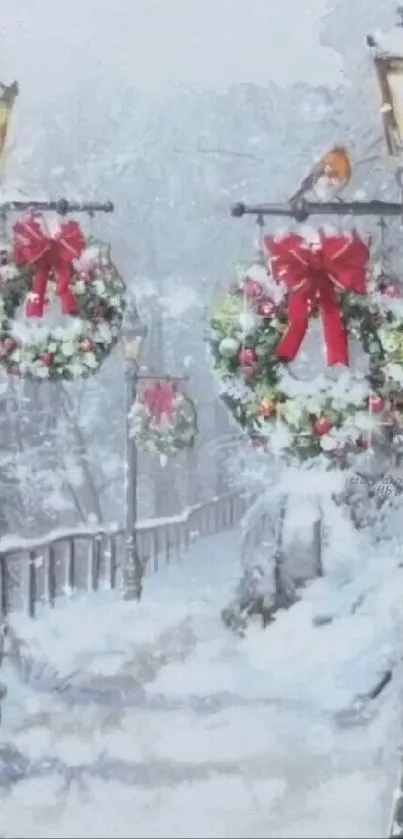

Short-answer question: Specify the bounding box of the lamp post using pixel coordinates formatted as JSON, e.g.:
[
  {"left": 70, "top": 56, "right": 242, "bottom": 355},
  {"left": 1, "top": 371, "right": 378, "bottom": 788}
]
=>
[
  {"left": 367, "top": 9, "right": 403, "bottom": 159},
  {"left": 121, "top": 299, "right": 148, "bottom": 601}
]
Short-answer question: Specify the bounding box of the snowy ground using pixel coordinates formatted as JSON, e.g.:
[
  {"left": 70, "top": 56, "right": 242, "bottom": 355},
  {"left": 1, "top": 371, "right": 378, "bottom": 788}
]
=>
[{"left": 0, "top": 526, "right": 401, "bottom": 838}]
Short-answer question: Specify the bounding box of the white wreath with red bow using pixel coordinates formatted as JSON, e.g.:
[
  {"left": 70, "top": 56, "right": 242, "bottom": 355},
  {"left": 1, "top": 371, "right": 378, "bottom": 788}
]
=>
[{"left": 0, "top": 213, "right": 126, "bottom": 380}]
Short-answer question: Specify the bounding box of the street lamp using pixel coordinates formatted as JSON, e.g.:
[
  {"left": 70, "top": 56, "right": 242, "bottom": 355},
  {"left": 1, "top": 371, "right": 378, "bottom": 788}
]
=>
[
  {"left": 121, "top": 297, "right": 148, "bottom": 601},
  {"left": 367, "top": 9, "right": 403, "bottom": 158}
]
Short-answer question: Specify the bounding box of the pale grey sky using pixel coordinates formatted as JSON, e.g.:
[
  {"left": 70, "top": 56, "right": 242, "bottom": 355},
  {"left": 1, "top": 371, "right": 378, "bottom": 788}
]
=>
[{"left": 0, "top": 0, "right": 344, "bottom": 101}]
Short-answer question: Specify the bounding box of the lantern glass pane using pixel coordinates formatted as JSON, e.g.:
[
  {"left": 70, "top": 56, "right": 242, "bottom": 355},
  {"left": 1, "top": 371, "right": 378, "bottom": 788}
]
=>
[
  {"left": 387, "top": 61, "right": 403, "bottom": 145},
  {"left": 122, "top": 335, "right": 143, "bottom": 361}
]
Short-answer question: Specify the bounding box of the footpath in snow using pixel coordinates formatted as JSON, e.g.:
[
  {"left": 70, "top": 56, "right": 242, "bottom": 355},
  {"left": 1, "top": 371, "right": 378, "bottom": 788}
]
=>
[{"left": 0, "top": 527, "right": 401, "bottom": 838}]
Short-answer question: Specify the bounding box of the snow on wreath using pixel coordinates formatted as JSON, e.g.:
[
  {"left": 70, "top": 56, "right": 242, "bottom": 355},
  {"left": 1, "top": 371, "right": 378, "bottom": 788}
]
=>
[
  {"left": 0, "top": 212, "right": 126, "bottom": 380},
  {"left": 209, "top": 227, "right": 403, "bottom": 464}
]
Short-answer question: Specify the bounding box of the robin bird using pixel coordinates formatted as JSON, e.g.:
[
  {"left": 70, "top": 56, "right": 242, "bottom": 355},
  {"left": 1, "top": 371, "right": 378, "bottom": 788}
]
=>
[{"left": 289, "top": 146, "right": 352, "bottom": 202}]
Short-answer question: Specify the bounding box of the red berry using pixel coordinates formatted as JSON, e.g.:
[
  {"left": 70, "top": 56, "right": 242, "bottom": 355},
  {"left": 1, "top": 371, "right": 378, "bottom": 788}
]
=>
[
  {"left": 382, "top": 283, "right": 400, "bottom": 298},
  {"left": 257, "top": 299, "right": 276, "bottom": 318},
  {"left": 313, "top": 416, "right": 333, "bottom": 436},
  {"left": 368, "top": 394, "right": 385, "bottom": 413},
  {"left": 251, "top": 436, "right": 265, "bottom": 448},
  {"left": 39, "top": 352, "right": 54, "bottom": 366},
  {"left": 238, "top": 347, "right": 256, "bottom": 366},
  {"left": 243, "top": 279, "right": 264, "bottom": 300},
  {"left": 79, "top": 338, "right": 93, "bottom": 351}
]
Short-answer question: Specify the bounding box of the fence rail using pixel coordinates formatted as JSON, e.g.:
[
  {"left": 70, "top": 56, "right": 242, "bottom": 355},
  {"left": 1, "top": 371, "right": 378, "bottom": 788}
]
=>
[{"left": 0, "top": 493, "right": 247, "bottom": 620}]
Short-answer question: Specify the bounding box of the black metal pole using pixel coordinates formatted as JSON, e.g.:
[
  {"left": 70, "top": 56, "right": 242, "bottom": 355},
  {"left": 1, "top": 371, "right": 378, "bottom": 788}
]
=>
[
  {"left": 0, "top": 198, "right": 114, "bottom": 215},
  {"left": 230, "top": 198, "right": 403, "bottom": 222}
]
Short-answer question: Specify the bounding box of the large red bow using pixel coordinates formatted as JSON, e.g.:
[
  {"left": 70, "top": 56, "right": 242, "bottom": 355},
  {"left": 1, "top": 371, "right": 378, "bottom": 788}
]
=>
[
  {"left": 143, "top": 381, "right": 177, "bottom": 424},
  {"left": 264, "top": 231, "right": 369, "bottom": 366},
  {"left": 13, "top": 214, "right": 86, "bottom": 318}
]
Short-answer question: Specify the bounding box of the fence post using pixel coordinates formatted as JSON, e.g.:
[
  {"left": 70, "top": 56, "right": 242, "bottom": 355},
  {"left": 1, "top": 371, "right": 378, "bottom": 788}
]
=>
[
  {"left": 28, "top": 552, "right": 37, "bottom": 618},
  {"left": 0, "top": 556, "right": 7, "bottom": 620},
  {"left": 47, "top": 545, "right": 57, "bottom": 607},
  {"left": 67, "top": 539, "right": 76, "bottom": 592}
]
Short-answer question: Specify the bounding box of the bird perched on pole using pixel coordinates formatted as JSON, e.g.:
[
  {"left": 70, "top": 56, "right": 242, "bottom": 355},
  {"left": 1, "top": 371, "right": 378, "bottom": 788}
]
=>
[{"left": 289, "top": 145, "right": 352, "bottom": 202}]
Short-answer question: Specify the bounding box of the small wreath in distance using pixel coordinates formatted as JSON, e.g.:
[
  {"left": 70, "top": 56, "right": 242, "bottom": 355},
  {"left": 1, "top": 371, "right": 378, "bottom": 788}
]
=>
[
  {"left": 129, "top": 379, "right": 198, "bottom": 462},
  {"left": 0, "top": 213, "right": 126, "bottom": 380}
]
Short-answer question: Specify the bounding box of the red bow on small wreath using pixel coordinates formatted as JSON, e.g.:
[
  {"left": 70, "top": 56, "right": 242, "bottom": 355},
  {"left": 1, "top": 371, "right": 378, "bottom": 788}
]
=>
[
  {"left": 143, "top": 380, "right": 177, "bottom": 423},
  {"left": 264, "top": 231, "right": 369, "bottom": 366},
  {"left": 13, "top": 214, "right": 86, "bottom": 318}
]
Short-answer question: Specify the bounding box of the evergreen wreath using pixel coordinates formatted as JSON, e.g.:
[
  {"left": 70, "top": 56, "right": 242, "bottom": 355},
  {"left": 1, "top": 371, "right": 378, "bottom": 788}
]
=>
[
  {"left": 0, "top": 213, "right": 126, "bottom": 380},
  {"left": 129, "top": 379, "right": 198, "bottom": 461},
  {"left": 209, "top": 228, "right": 391, "bottom": 462}
]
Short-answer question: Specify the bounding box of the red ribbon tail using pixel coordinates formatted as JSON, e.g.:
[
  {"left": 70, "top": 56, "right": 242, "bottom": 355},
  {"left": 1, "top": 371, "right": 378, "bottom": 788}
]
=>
[
  {"left": 26, "top": 265, "right": 48, "bottom": 318},
  {"left": 275, "top": 295, "right": 309, "bottom": 361},
  {"left": 320, "top": 295, "right": 348, "bottom": 366},
  {"left": 56, "top": 264, "right": 79, "bottom": 314}
]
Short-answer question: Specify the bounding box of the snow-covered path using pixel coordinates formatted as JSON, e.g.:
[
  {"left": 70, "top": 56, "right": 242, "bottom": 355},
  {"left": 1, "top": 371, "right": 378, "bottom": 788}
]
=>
[{"left": 0, "top": 530, "right": 400, "bottom": 838}]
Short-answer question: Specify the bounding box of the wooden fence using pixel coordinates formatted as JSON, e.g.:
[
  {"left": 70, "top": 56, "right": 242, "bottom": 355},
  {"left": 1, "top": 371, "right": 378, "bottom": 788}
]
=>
[{"left": 0, "top": 493, "right": 247, "bottom": 620}]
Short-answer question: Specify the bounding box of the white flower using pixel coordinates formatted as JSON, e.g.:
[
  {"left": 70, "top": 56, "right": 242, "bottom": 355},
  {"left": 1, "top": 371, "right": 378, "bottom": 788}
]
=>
[
  {"left": 74, "top": 280, "right": 86, "bottom": 294},
  {"left": 67, "top": 360, "right": 85, "bottom": 378},
  {"left": 378, "top": 327, "right": 398, "bottom": 353},
  {"left": 0, "top": 264, "right": 18, "bottom": 280},
  {"left": 60, "top": 342, "right": 77, "bottom": 357},
  {"left": 75, "top": 245, "right": 100, "bottom": 270},
  {"left": 93, "top": 279, "right": 106, "bottom": 295},
  {"left": 18, "top": 360, "right": 31, "bottom": 375},
  {"left": 50, "top": 327, "right": 65, "bottom": 341},
  {"left": 386, "top": 362, "right": 403, "bottom": 386},
  {"left": 35, "top": 365, "right": 50, "bottom": 379},
  {"left": 68, "top": 319, "right": 86, "bottom": 338},
  {"left": 320, "top": 433, "right": 338, "bottom": 451},
  {"left": 82, "top": 351, "right": 98, "bottom": 368},
  {"left": 371, "top": 262, "right": 383, "bottom": 280},
  {"left": 305, "top": 397, "right": 325, "bottom": 415},
  {"left": 280, "top": 399, "right": 305, "bottom": 426}
]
